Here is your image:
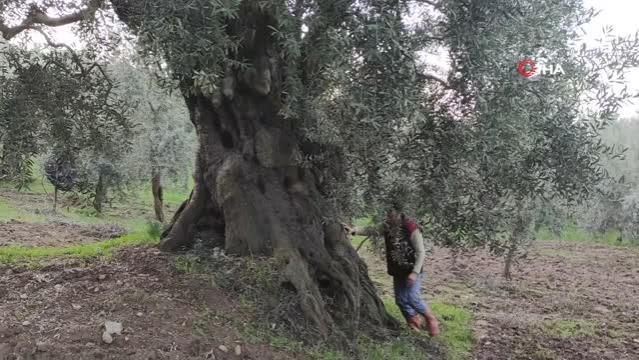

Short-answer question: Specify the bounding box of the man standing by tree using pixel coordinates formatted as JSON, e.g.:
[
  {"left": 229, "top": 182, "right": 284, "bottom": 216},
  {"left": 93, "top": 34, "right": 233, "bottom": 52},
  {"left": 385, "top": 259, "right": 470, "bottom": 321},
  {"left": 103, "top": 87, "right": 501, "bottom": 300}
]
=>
[{"left": 351, "top": 204, "right": 439, "bottom": 336}]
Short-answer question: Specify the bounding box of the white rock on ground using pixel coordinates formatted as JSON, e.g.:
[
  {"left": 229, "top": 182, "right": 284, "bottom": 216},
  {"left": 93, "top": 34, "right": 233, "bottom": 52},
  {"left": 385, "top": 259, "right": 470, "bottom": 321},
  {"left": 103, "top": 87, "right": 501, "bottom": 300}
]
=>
[{"left": 102, "top": 321, "right": 123, "bottom": 344}]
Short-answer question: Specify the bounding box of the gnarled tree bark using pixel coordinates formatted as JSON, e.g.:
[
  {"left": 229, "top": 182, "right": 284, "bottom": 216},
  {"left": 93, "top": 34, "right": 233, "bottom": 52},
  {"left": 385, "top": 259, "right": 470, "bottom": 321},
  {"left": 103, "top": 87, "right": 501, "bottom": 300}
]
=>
[{"left": 111, "top": 0, "right": 400, "bottom": 341}]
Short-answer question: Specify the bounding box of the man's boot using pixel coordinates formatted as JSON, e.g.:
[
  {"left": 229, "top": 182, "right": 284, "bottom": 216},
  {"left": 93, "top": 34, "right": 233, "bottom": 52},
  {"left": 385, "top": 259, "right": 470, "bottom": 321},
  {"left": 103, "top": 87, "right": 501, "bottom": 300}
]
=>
[
  {"left": 407, "top": 314, "right": 422, "bottom": 332},
  {"left": 420, "top": 310, "right": 440, "bottom": 337}
]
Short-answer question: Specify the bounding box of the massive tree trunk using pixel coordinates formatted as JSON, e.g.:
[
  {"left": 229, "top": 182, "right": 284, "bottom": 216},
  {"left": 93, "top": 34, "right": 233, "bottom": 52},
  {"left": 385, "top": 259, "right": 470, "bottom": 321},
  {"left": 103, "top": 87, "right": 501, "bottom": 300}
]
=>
[
  {"left": 158, "top": 92, "right": 398, "bottom": 338},
  {"left": 112, "top": 1, "right": 398, "bottom": 341}
]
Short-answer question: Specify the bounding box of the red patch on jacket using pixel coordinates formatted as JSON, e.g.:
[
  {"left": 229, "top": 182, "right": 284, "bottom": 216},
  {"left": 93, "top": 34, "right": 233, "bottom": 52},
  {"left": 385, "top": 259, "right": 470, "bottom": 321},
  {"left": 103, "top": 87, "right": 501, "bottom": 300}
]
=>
[{"left": 402, "top": 218, "right": 418, "bottom": 235}]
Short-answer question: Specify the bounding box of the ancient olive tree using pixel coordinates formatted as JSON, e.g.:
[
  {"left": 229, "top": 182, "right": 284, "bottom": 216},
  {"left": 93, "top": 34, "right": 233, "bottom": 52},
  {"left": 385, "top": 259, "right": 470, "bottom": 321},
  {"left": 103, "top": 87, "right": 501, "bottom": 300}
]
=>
[
  {"left": 1, "top": 0, "right": 419, "bottom": 337},
  {"left": 2, "top": 0, "right": 636, "bottom": 338}
]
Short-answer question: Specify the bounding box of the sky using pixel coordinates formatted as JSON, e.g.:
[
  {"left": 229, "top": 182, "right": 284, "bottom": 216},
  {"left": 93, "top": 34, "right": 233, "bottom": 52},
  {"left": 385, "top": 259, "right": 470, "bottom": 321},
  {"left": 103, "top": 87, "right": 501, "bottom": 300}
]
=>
[
  {"left": 34, "top": 0, "right": 639, "bottom": 118},
  {"left": 581, "top": 0, "right": 639, "bottom": 118}
]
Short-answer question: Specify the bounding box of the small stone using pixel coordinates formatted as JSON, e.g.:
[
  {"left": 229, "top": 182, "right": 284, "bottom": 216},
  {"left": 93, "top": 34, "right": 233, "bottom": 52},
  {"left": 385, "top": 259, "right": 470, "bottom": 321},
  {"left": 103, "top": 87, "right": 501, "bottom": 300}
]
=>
[
  {"left": 22, "top": 321, "right": 31, "bottom": 326},
  {"left": 98, "top": 275, "right": 106, "bottom": 281},
  {"left": 116, "top": 280, "right": 123, "bottom": 286},
  {"left": 234, "top": 345, "right": 241, "bottom": 356},
  {"left": 72, "top": 304, "right": 82, "bottom": 310},
  {"left": 136, "top": 312, "right": 143, "bottom": 317},
  {"left": 594, "top": 305, "right": 611, "bottom": 314},
  {"left": 36, "top": 341, "right": 52, "bottom": 352},
  {"left": 475, "top": 320, "right": 489, "bottom": 327},
  {"left": 94, "top": 287, "right": 100, "bottom": 293},
  {"left": 218, "top": 345, "right": 228, "bottom": 353},
  {"left": 54, "top": 284, "right": 63, "bottom": 292},
  {"left": 125, "top": 336, "right": 130, "bottom": 342},
  {"left": 102, "top": 332, "right": 113, "bottom": 344},
  {"left": 104, "top": 321, "right": 123, "bottom": 336},
  {"left": 97, "top": 311, "right": 106, "bottom": 318},
  {"left": 85, "top": 342, "right": 95, "bottom": 347},
  {"left": 20, "top": 294, "right": 27, "bottom": 300},
  {"left": 0, "top": 343, "right": 13, "bottom": 357}
]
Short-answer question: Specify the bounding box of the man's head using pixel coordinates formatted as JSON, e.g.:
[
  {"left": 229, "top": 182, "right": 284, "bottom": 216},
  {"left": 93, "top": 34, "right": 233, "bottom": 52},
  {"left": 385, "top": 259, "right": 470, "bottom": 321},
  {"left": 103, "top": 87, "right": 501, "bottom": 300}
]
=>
[{"left": 386, "top": 206, "right": 402, "bottom": 226}]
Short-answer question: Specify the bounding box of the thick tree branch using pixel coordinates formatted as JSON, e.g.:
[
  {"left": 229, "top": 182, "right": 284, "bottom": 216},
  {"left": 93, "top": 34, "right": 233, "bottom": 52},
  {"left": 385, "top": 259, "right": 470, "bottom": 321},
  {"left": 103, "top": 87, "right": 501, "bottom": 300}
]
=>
[
  {"left": 32, "top": 27, "right": 75, "bottom": 52},
  {"left": 0, "top": 0, "right": 104, "bottom": 40}
]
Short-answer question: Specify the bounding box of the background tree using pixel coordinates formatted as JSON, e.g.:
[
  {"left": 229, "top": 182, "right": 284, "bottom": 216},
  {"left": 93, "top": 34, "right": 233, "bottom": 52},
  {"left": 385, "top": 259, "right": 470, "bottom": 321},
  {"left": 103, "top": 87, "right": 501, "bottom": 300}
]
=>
[
  {"left": 0, "top": 41, "right": 134, "bottom": 215},
  {"left": 437, "top": 0, "right": 639, "bottom": 278},
  {"left": 111, "top": 59, "right": 195, "bottom": 222}
]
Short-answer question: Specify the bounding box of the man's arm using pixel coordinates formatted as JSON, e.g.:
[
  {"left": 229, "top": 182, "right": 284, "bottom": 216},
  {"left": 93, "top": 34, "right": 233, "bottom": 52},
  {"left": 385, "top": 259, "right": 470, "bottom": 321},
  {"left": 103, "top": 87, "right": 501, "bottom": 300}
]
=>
[
  {"left": 351, "top": 224, "right": 383, "bottom": 237},
  {"left": 409, "top": 229, "right": 426, "bottom": 274}
]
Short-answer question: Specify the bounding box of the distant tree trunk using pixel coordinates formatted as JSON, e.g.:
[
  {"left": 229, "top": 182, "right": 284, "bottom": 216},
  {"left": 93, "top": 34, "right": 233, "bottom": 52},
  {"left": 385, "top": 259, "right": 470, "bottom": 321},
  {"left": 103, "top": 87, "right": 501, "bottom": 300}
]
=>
[
  {"left": 147, "top": 102, "right": 166, "bottom": 223},
  {"left": 53, "top": 187, "right": 58, "bottom": 212},
  {"left": 503, "top": 242, "right": 516, "bottom": 280},
  {"left": 112, "top": 1, "right": 398, "bottom": 342},
  {"left": 503, "top": 201, "right": 529, "bottom": 280},
  {"left": 152, "top": 168, "right": 164, "bottom": 223},
  {"left": 93, "top": 171, "right": 106, "bottom": 215}
]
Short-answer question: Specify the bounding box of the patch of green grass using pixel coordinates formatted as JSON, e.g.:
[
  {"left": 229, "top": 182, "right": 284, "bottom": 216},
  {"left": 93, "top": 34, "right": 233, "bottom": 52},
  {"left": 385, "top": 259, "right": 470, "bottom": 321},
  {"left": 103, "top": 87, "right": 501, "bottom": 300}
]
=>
[
  {"left": 242, "top": 323, "right": 428, "bottom": 360},
  {"left": 383, "top": 299, "right": 473, "bottom": 360},
  {"left": 0, "top": 222, "right": 160, "bottom": 265},
  {"left": 531, "top": 346, "right": 557, "bottom": 360},
  {"left": 542, "top": 319, "right": 596, "bottom": 339},
  {"left": 536, "top": 225, "right": 625, "bottom": 247},
  {"left": 430, "top": 303, "right": 474, "bottom": 359},
  {"left": 134, "top": 186, "right": 189, "bottom": 209},
  {"left": 352, "top": 336, "right": 427, "bottom": 360},
  {"left": 0, "top": 198, "right": 46, "bottom": 223},
  {"left": 173, "top": 255, "right": 205, "bottom": 274}
]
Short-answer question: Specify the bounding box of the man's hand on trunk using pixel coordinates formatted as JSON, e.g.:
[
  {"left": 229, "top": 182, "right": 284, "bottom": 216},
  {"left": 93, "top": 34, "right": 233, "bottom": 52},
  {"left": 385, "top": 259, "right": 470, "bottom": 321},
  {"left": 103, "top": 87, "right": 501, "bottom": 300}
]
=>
[{"left": 407, "top": 272, "right": 418, "bottom": 287}]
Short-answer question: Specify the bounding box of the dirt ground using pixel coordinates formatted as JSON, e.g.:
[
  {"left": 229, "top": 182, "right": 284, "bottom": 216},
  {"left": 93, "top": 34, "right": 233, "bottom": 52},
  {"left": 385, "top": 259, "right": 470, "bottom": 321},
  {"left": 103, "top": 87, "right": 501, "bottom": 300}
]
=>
[
  {"left": 1, "top": 240, "right": 637, "bottom": 360},
  {"left": 0, "top": 220, "right": 126, "bottom": 247},
  {"left": 429, "top": 243, "right": 638, "bottom": 359},
  {"left": 0, "top": 247, "right": 296, "bottom": 360}
]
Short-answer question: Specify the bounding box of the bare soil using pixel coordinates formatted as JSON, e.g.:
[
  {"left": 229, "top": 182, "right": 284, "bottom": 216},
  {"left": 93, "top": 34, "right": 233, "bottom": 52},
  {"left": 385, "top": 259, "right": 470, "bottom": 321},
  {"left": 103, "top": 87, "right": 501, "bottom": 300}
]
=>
[
  {"left": 373, "top": 241, "right": 639, "bottom": 360},
  {"left": 0, "top": 247, "right": 297, "bottom": 360},
  {"left": 0, "top": 220, "right": 125, "bottom": 247}
]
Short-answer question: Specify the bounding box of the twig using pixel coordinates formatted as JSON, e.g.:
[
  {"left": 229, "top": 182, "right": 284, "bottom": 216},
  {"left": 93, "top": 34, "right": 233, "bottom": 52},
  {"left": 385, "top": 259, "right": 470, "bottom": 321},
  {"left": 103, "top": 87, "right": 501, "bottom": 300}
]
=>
[{"left": 356, "top": 236, "right": 371, "bottom": 252}]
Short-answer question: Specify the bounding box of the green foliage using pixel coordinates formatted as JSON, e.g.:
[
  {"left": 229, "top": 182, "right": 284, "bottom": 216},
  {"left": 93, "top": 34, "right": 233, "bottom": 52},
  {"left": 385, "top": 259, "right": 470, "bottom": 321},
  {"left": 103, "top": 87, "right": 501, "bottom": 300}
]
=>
[
  {"left": 0, "top": 43, "right": 135, "bottom": 193},
  {"left": 109, "top": 60, "right": 196, "bottom": 191},
  {"left": 172, "top": 255, "right": 203, "bottom": 274},
  {"left": 0, "top": 197, "right": 45, "bottom": 223},
  {"left": 542, "top": 319, "right": 596, "bottom": 339},
  {"left": 536, "top": 224, "right": 623, "bottom": 246},
  {"left": 0, "top": 229, "right": 159, "bottom": 265},
  {"left": 145, "top": 220, "right": 163, "bottom": 240}
]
